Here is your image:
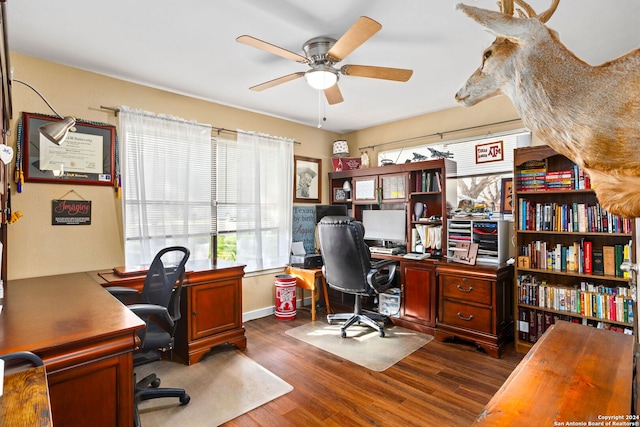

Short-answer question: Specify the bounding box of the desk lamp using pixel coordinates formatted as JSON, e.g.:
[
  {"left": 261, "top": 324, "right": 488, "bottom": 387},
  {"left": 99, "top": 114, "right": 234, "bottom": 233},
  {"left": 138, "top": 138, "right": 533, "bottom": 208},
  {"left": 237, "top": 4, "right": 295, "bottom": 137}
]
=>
[{"left": 12, "top": 78, "right": 76, "bottom": 145}]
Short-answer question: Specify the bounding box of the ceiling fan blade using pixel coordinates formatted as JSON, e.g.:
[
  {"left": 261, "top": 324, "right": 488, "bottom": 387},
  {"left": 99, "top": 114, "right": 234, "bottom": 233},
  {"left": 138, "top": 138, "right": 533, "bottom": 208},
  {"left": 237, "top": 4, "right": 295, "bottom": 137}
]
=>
[
  {"left": 324, "top": 84, "right": 344, "bottom": 105},
  {"left": 327, "top": 16, "right": 381, "bottom": 61},
  {"left": 249, "top": 72, "right": 305, "bottom": 91},
  {"left": 341, "top": 65, "right": 413, "bottom": 82},
  {"left": 237, "top": 35, "right": 307, "bottom": 63}
]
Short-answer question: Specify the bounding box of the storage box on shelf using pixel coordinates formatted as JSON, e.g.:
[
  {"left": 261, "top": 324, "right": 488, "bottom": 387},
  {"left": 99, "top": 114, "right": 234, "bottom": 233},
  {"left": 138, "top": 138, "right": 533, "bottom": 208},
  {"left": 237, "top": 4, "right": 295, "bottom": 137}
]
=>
[
  {"left": 447, "top": 219, "right": 510, "bottom": 264},
  {"left": 513, "top": 146, "right": 636, "bottom": 353}
]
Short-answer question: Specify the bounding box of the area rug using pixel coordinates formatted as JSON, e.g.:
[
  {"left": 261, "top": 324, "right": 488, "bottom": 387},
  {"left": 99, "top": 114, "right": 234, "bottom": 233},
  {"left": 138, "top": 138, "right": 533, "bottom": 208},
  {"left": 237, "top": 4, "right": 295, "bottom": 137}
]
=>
[
  {"left": 136, "top": 349, "right": 293, "bottom": 426},
  {"left": 285, "top": 320, "right": 434, "bottom": 371}
]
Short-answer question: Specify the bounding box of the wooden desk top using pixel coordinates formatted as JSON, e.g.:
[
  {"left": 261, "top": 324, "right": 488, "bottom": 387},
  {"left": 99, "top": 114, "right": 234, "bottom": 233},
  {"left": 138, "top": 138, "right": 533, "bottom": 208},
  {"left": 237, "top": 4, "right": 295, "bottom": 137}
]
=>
[
  {"left": 0, "top": 365, "right": 52, "bottom": 426},
  {"left": 474, "top": 320, "right": 635, "bottom": 426},
  {"left": 0, "top": 273, "right": 145, "bottom": 359}
]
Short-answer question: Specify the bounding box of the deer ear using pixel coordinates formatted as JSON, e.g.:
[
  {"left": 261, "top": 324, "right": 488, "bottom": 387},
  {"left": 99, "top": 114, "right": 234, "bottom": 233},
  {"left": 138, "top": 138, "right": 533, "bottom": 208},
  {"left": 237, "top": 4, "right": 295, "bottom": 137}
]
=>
[{"left": 457, "top": 3, "right": 539, "bottom": 40}]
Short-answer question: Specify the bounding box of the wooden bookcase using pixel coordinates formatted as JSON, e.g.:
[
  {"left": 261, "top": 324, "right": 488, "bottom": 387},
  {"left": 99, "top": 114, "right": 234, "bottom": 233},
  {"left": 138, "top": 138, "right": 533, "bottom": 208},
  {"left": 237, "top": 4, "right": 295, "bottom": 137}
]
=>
[
  {"left": 513, "top": 146, "right": 636, "bottom": 353},
  {"left": 328, "top": 158, "right": 457, "bottom": 256}
]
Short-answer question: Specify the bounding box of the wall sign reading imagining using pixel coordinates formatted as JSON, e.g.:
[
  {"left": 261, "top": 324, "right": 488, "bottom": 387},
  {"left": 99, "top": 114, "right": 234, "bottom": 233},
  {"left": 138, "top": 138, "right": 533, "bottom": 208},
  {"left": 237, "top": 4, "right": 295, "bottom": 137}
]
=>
[
  {"left": 52, "top": 199, "right": 92, "bottom": 225},
  {"left": 22, "top": 112, "right": 116, "bottom": 186}
]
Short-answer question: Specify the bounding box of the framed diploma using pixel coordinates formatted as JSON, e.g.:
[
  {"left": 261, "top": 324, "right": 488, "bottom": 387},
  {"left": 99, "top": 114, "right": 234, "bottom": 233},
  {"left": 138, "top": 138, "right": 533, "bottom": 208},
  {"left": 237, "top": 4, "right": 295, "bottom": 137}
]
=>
[{"left": 22, "top": 112, "right": 116, "bottom": 186}]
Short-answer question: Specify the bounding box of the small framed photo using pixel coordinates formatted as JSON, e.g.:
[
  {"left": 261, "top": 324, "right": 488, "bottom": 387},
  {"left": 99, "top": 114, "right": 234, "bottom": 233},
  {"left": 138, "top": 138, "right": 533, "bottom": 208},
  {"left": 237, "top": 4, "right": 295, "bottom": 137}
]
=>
[
  {"left": 294, "top": 156, "right": 322, "bottom": 203},
  {"left": 501, "top": 177, "right": 513, "bottom": 214},
  {"left": 334, "top": 188, "right": 346, "bottom": 202}
]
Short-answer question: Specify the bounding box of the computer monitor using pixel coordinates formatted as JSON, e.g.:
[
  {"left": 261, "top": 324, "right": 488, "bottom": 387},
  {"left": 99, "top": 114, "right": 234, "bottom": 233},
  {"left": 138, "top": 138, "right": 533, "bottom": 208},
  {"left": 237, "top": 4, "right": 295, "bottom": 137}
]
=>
[
  {"left": 362, "top": 209, "right": 406, "bottom": 244},
  {"left": 315, "top": 204, "right": 348, "bottom": 223}
]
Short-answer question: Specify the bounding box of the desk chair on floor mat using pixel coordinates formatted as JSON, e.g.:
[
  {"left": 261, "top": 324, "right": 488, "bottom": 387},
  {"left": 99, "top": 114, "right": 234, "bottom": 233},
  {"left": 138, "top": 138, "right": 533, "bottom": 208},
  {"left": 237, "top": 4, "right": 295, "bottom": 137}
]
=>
[
  {"left": 107, "top": 246, "right": 191, "bottom": 427},
  {"left": 318, "top": 216, "right": 398, "bottom": 337}
]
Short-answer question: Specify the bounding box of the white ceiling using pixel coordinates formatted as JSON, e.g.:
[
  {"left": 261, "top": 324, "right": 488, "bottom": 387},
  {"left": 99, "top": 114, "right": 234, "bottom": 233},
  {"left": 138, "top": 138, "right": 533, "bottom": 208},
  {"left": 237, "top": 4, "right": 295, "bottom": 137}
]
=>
[{"left": 6, "top": 0, "right": 640, "bottom": 134}]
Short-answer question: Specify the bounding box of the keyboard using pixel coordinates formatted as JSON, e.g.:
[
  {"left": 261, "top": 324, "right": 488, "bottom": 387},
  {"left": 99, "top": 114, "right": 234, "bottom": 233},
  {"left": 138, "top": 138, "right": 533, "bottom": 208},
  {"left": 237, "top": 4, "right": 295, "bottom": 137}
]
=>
[
  {"left": 403, "top": 252, "right": 431, "bottom": 260},
  {"left": 369, "top": 246, "right": 402, "bottom": 255}
]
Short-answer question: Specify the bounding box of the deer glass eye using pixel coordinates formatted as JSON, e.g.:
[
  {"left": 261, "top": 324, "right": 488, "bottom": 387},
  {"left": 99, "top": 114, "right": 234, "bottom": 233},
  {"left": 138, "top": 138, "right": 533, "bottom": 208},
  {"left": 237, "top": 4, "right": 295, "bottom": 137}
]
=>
[{"left": 483, "top": 50, "right": 492, "bottom": 60}]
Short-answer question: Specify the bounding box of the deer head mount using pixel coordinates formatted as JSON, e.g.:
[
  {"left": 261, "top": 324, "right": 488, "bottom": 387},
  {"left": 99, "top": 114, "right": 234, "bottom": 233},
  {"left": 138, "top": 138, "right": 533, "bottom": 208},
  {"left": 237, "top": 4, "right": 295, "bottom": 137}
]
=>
[{"left": 456, "top": 0, "right": 640, "bottom": 218}]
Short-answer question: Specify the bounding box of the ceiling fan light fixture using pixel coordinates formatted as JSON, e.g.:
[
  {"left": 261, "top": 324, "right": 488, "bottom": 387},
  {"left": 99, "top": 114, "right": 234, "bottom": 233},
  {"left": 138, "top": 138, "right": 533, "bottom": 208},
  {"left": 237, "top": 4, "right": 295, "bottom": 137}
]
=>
[{"left": 305, "top": 68, "right": 338, "bottom": 90}]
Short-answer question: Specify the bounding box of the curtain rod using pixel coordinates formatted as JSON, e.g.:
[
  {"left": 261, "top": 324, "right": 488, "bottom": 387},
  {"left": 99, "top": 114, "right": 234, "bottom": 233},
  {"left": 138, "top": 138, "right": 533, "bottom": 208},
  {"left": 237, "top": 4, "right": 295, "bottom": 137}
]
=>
[
  {"left": 99, "top": 106, "right": 302, "bottom": 145},
  {"left": 358, "top": 118, "right": 523, "bottom": 151},
  {"left": 212, "top": 127, "right": 301, "bottom": 145}
]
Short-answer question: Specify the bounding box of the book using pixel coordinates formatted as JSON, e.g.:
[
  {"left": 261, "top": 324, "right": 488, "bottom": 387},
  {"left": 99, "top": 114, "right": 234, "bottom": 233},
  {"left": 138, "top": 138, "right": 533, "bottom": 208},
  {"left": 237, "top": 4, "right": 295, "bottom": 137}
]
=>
[
  {"left": 592, "top": 249, "right": 604, "bottom": 275},
  {"left": 583, "top": 241, "right": 593, "bottom": 274},
  {"left": 615, "top": 244, "right": 624, "bottom": 277},
  {"left": 603, "top": 246, "right": 615, "bottom": 276}
]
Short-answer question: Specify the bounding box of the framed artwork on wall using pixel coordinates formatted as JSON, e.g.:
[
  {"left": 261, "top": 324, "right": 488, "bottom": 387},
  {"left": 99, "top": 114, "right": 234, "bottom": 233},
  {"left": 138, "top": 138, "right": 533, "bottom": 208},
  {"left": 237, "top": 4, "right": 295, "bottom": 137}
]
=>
[
  {"left": 501, "top": 177, "right": 513, "bottom": 214},
  {"left": 21, "top": 112, "right": 116, "bottom": 186},
  {"left": 294, "top": 155, "right": 321, "bottom": 203}
]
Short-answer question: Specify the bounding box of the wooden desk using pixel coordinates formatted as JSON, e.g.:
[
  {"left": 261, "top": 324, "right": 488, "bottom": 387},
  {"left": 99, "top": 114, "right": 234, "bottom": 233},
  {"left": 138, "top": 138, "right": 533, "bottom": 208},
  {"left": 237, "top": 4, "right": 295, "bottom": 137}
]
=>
[
  {"left": 474, "top": 320, "right": 635, "bottom": 426},
  {"left": 285, "top": 266, "right": 332, "bottom": 321},
  {"left": 97, "top": 259, "right": 246, "bottom": 365},
  {"left": 0, "top": 365, "right": 53, "bottom": 426},
  {"left": 0, "top": 273, "right": 145, "bottom": 427}
]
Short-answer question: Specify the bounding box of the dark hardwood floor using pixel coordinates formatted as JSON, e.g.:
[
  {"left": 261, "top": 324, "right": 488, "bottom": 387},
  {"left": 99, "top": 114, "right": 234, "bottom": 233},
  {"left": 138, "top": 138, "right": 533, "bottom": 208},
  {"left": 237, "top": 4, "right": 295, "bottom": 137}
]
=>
[{"left": 223, "top": 309, "right": 524, "bottom": 427}]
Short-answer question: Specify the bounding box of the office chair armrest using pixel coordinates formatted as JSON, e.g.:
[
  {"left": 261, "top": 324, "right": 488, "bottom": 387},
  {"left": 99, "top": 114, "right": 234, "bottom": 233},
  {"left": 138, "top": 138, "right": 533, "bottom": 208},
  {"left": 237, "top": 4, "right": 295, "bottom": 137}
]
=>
[
  {"left": 367, "top": 259, "right": 398, "bottom": 290},
  {"left": 105, "top": 286, "right": 139, "bottom": 296},
  {"left": 127, "top": 303, "right": 175, "bottom": 328}
]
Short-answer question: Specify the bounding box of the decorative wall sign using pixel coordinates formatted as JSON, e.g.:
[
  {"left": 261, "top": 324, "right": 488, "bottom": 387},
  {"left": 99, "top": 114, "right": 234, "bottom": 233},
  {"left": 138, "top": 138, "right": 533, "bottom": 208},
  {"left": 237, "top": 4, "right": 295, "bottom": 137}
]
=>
[
  {"left": 294, "top": 156, "right": 321, "bottom": 203},
  {"left": 501, "top": 177, "right": 513, "bottom": 214},
  {"left": 475, "top": 140, "right": 504, "bottom": 164},
  {"left": 292, "top": 205, "right": 316, "bottom": 254},
  {"left": 52, "top": 199, "right": 92, "bottom": 225},
  {"left": 22, "top": 112, "right": 116, "bottom": 186}
]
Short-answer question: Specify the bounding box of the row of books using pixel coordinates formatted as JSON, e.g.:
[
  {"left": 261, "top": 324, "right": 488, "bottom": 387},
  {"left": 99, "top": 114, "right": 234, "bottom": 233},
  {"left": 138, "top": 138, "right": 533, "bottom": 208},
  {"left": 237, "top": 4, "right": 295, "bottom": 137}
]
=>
[
  {"left": 414, "top": 170, "right": 441, "bottom": 193},
  {"left": 517, "top": 275, "right": 634, "bottom": 324},
  {"left": 518, "top": 239, "right": 631, "bottom": 277},
  {"left": 516, "top": 160, "right": 591, "bottom": 192},
  {"left": 517, "top": 307, "right": 633, "bottom": 344},
  {"left": 518, "top": 199, "right": 633, "bottom": 234}
]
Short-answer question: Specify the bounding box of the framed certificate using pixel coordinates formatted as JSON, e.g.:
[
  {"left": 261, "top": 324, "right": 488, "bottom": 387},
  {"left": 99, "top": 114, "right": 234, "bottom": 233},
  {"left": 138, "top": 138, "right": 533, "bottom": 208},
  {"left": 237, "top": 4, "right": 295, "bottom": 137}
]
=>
[{"left": 22, "top": 112, "right": 116, "bottom": 186}]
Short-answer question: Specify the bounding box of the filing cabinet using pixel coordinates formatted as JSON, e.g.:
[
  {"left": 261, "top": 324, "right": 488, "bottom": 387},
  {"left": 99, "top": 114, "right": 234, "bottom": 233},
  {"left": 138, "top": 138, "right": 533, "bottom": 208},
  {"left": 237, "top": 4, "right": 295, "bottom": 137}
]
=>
[{"left": 435, "top": 263, "right": 513, "bottom": 358}]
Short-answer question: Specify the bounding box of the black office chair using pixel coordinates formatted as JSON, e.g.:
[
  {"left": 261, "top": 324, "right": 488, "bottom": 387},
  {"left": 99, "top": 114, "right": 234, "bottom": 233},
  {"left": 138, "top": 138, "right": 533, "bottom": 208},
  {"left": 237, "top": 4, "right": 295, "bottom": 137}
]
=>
[
  {"left": 107, "top": 246, "right": 191, "bottom": 427},
  {"left": 318, "top": 216, "right": 398, "bottom": 338},
  {"left": 0, "top": 351, "right": 44, "bottom": 374}
]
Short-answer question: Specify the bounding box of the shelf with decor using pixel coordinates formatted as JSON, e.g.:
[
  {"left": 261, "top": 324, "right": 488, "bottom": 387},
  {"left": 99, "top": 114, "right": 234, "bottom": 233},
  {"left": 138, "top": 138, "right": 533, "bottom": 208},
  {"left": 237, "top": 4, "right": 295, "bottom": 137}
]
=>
[{"left": 513, "top": 145, "right": 636, "bottom": 354}]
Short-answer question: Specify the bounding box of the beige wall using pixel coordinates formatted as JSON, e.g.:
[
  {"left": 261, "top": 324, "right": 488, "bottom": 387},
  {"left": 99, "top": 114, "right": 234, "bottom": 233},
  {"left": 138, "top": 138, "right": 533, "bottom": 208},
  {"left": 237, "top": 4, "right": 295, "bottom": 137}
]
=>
[{"left": 7, "top": 51, "right": 535, "bottom": 317}]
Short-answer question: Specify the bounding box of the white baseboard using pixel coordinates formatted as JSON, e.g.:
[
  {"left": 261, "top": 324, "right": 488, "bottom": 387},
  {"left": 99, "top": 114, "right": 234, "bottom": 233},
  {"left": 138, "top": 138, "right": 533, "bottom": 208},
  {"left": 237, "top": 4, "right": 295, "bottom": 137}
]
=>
[{"left": 242, "top": 296, "right": 313, "bottom": 323}]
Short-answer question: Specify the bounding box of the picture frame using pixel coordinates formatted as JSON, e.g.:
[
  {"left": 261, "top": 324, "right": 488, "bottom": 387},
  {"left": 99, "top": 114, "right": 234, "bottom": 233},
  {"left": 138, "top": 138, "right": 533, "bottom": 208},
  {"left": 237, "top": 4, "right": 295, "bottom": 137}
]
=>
[
  {"left": 501, "top": 177, "right": 513, "bottom": 214},
  {"left": 21, "top": 112, "right": 116, "bottom": 186},
  {"left": 294, "top": 155, "right": 321, "bottom": 203},
  {"left": 334, "top": 188, "right": 346, "bottom": 202},
  {"left": 476, "top": 140, "right": 504, "bottom": 164}
]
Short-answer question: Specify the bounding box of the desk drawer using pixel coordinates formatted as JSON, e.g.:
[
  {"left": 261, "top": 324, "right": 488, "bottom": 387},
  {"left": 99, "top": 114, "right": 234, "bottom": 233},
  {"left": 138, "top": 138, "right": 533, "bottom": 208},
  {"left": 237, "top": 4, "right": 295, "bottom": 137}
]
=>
[
  {"left": 440, "top": 274, "right": 491, "bottom": 305},
  {"left": 441, "top": 300, "right": 492, "bottom": 333}
]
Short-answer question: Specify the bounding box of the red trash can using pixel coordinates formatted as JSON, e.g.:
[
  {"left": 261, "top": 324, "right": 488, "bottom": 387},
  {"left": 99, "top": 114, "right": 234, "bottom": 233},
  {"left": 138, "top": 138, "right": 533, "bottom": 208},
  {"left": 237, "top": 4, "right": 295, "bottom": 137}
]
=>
[{"left": 274, "top": 274, "right": 297, "bottom": 320}]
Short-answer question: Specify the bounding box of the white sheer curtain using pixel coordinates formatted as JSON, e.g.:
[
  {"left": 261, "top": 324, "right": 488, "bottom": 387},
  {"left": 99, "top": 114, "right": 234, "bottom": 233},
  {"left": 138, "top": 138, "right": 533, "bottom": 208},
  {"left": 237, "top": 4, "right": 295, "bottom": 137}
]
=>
[
  {"left": 119, "top": 106, "right": 213, "bottom": 265},
  {"left": 234, "top": 131, "right": 293, "bottom": 271}
]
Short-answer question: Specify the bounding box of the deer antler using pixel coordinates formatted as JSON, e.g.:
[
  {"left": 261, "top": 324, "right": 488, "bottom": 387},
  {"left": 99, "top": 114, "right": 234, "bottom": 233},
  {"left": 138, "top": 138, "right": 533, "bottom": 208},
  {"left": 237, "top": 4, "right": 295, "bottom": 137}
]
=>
[{"left": 499, "top": 0, "right": 560, "bottom": 22}]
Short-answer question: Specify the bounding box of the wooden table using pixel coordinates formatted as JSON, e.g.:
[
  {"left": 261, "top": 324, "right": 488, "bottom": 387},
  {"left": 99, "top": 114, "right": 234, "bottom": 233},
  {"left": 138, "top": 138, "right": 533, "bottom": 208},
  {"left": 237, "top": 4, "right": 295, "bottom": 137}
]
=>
[
  {"left": 0, "top": 365, "right": 53, "bottom": 426},
  {"left": 473, "top": 320, "right": 635, "bottom": 426},
  {"left": 285, "top": 265, "right": 332, "bottom": 321},
  {"left": 0, "top": 273, "right": 145, "bottom": 427}
]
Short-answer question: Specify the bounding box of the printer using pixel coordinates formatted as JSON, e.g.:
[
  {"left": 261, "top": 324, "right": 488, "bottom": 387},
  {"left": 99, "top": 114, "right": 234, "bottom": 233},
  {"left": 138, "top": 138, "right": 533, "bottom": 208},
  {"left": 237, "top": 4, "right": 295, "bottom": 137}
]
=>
[{"left": 290, "top": 241, "right": 323, "bottom": 268}]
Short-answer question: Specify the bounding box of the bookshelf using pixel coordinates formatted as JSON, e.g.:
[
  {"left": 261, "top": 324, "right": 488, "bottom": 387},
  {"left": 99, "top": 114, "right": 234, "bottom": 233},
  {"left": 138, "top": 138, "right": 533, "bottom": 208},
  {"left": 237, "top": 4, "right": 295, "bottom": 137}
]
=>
[{"left": 513, "top": 146, "right": 636, "bottom": 353}]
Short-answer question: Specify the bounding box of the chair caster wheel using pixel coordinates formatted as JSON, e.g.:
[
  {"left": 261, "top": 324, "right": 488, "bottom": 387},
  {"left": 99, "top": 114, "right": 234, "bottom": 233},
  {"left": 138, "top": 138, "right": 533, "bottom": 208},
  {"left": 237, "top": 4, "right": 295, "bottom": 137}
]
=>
[
  {"left": 180, "top": 394, "right": 191, "bottom": 405},
  {"left": 150, "top": 378, "right": 161, "bottom": 388},
  {"left": 328, "top": 320, "right": 334, "bottom": 325},
  {"left": 341, "top": 330, "right": 347, "bottom": 338},
  {"left": 379, "top": 330, "right": 385, "bottom": 338}
]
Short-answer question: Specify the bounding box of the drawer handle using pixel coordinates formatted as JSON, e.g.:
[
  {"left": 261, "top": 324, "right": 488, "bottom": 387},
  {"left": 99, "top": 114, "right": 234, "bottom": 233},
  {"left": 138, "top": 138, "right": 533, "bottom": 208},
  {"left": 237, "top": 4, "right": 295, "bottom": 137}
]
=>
[
  {"left": 456, "top": 284, "right": 474, "bottom": 293},
  {"left": 457, "top": 312, "right": 474, "bottom": 321}
]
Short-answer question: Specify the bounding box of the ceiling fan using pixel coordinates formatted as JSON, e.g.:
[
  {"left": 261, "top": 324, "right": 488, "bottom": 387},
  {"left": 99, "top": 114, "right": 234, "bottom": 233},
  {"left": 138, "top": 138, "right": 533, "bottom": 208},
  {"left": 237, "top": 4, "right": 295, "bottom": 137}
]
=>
[{"left": 236, "top": 16, "right": 413, "bottom": 105}]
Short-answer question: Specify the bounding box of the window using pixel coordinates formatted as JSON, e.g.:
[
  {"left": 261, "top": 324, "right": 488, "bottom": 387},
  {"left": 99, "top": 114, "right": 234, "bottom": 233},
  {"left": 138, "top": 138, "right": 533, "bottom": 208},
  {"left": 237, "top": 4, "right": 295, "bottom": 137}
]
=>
[
  {"left": 215, "top": 131, "right": 294, "bottom": 273},
  {"left": 379, "top": 130, "right": 530, "bottom": 213},
  {"left": 119, "top": 107, "right": 214, "bottom": 265}
]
